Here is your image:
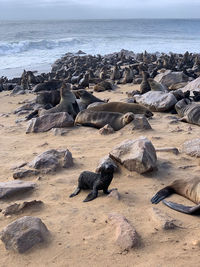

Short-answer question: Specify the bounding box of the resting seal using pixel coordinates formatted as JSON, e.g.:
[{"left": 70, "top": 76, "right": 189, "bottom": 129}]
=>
[
  {"left": 75, "top": 89, "right": 105, "bottom": 107},
  {"left": 69, "top": 163, "right": 115, "bottom": 202},
  {"left": 39, "top": 83, "right": 79, "bottom": 118},
  {"left": 75, "top": 110, "right": 134, "bottom": 130},
  {"left": 175, "top": 99, "right": 200, "bottom": 126},
  {"left": 151, "top": 177, "right": 200, "bottom": 214},
  {"left": 87, "top": 102, "right": 153, "bottom": 118}
]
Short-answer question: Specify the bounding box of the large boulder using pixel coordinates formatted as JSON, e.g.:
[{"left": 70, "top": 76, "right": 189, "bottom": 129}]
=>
[
  {"left": 26, "top": 112, "right": 74, "bottom": 133},
  {"left": 109, "top": 137, "right": 157, "bottom": 174},
  {"left": 154, "top": 70, "right": 188, "bottom": 88},
  {"left": 134, "top": 91, "right": 177, "bottom": 112},
  {"left": 182, "top": 138, "right": 200, "bottom": 157},
  {"left": 29, "top": 149, "right": 73, "bottom": 172},
  {"left": 181, "top": 77, "right": 200, "bottom": 94},
  {"left": 0, "top": 216, "right": 50, "bottom": 253},
  {"left": 0, "top": 180, "right": 36, "bottom": 199}
]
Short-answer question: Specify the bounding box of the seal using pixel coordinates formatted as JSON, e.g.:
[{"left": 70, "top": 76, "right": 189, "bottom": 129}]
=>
[
  {"left": 175, "top": 99, "right": 200, "bottom": 126},
  {"left": 36, "top": 90, "right": 60, "bottom": 106},
  {"left": 93, "top": 81, "right": 113, "bottom": 92},
  {"left": 140, "top": 71, "right": 151, "bottom": 94},
  {"left": 75, "top": 89, "right": 105, "bottom": 107},
  {"left": 122, "top": 67, "right": 134, "bottom": 84},
  {"left": 33, "top": 80, "right": 62, "bottom": 92},
  {"left": 151, "top": 177, "right": 200, "bottom": 214},
  {"left": 87, "top": 102, "right": 153, "bottom": 118},
  {"left": 39, "top": 83, "right": 79, "bottom": 118},
  {"left": 148, "top": 78, "right": 167, "bottom": 92},
  {"left": 75, "top": 110, "right": 134, "bottom": 131},
  {"left": 69, "top": 163, "right": 115, "bottom": 202}
]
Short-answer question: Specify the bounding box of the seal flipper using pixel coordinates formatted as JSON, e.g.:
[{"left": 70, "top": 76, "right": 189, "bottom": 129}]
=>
[
  {"left": 163, "top": 200, "right": 200, "bottom": 215},
  {"left": 69, "top": 187, "right": 81, "bottom": 198},
  {"left": 83, "top": 190, "right": 98, "bottom": 202},
  {"left": 151, "top": 186, "right": 174, "bottom": 204}
]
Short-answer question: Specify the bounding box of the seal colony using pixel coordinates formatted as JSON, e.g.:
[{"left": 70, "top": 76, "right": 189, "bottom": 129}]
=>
[{"left": 1, "top": 49, "right": 200, "bottom": 264}]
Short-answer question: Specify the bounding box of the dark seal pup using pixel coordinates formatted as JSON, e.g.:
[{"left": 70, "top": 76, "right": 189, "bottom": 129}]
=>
[
  {"left": 69, "top": 163, "right": 115, "bottom": 202},
  {"left": 151, "top": 177, "right": 200, "bottom": 215}
]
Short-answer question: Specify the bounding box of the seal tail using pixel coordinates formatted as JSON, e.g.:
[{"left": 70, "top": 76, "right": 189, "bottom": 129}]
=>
[{"left": 162, "top": 200, "right": 200, "bottom": 215}]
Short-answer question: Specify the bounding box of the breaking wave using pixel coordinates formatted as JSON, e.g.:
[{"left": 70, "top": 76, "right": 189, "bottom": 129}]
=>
[{"left": 0, "top": 38, "right": 81, "bottom": 55}]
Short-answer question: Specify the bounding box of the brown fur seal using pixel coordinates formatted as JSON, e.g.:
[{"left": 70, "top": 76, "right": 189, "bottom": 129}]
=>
[
  {"left": 87, "top": 102, "right": 153, "bottom": 118},
  {"left": 151, "top": 177, "right": 200, "bottom": 214},
  {"left": 39, "top": 83, "right": 79, "bottom": 118},
  {"left": 94, "top": 81, "right": 113, "bottom": 92},
  {"left": 75, "top": 89, "right": 105, "bottom": 107},
  {"left": 175, "top": 99, "right": 200, "bottom": 126},
  {"left": 122, "top": 67, "right": 133, "bottom": 84},
  {"left": 33, "top": 80, "right": 62, "bottom": 92},
  {"left": 148, "top": 78, "right": 168, "bottom": 92},
  {"left": 75, "top": 110, "right": 134, "bottom": 131},
  {"left": 36, "top": 90, "right": 60, "bottom": 106},
  {"left": 140, "top": 71, "right": 151, "bottom": 94}
]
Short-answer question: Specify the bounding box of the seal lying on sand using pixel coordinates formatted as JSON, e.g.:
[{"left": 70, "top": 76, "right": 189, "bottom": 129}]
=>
[
  {"left": 175, "top": 99, "right": 200, "bottom": 126},
  {"left": 75, "top": 110, "right": 134, "bottom": 130},
  {"left": 39, "top": 83, "right": 79, "bottom": 118},
  {"left": 151, "top": 177, "right": 200, "bottom": 214},
  {"left": 69, "top": 163, "right": 115, "bottom": 202},
  {"left": 87, "top": 102, "right": 153, "bottom": 118}
]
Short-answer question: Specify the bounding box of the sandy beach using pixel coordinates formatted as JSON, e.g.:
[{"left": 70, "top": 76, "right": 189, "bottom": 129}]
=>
[{"left": 0, "top": 82, "right": 199, "bottom": 267}]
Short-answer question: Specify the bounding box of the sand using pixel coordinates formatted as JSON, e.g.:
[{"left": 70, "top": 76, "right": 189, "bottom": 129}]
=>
[{"left": 0, "top": 84, "right": 199, "bottom": 267}]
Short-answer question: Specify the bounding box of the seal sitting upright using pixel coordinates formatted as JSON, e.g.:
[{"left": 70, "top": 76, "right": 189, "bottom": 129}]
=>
[
  {"left": 69, "top": 163, "right": 115, "bottom": 202},
  {"left": 39, "top": 82, "right": 79, "bottom": 118}
]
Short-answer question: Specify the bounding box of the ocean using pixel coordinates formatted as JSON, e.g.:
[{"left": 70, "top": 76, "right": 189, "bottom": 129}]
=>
[{"left": 0, "top": 19, "right": 200, "bottom": 78}]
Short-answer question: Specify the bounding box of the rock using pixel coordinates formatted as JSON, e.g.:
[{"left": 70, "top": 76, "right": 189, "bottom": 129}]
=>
[
  {"left": 99, "top": 124, "right": 115, "bottom": 135},
  {"left": 192, "top": 239, "right": 200, "bottom": 247},
  {"left": 0, "top": 180, "right": 36, "bottom": 199},
  {"left": 29, "top": 149, "right": 73, "bottom": 172},
  {"left": 2, "top": 200, "right": 43, "bottom": 216},
  {"left": 182, "top": 138, "right": 200, "bottom": 157},
  {"left": 109, "top": 137, "right": 157, "bottom": 173},
  {"left": 108, "top": 213, "right": 140, "bottom": 250},
  {"left": 10, "top": 85, "right": 25, "bottom": 95},
  {"left": 134, "top": 91, "right": 177, "bottom": 112},
  {"left": 150, "top": 207, "right": 179, "bottom": 230},
  {"left": 96, "top": 156, "right": 118, "bottom": 173},
  {"left": 13, "top": 169, "right": 40, "bottom": 179},
  {"left": 26, "top": 112, "right": 74, "bottom": 133},
  {"left": 132, "top": 115, "right": 152, "bottom": 130},
  {"left": 0, "top": 216, "right": 50, "bottom": 253},
  {"left": 154, "top": 70, "right": 188, "bottom": 87},
  {"left": 169, "top": 82, "right": 188, "bottom": 90},
  {"left": 181, "top": 77, "right": 200, "bottom": 94},
  {"left": 63, "top": 149, "right": 74, "bottom": 168},
  {"left": 14, "top": 102, "right": 39, "bottom": 114},
  {"left": 107, "top": 189, "right": 120, "bottom": 200},
  {"left": 52, "top": 128, "right": 69, "bottom": 136}
]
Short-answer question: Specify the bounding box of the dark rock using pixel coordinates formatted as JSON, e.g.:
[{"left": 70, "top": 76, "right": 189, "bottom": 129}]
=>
[
  {"left": 13, "top": 169, "right": 40, "bottom": 179},
  {"left": 2, "top": 200, "right": 43, "bottom": 216},
  {"left": 0, "top": 181, "right": 36, "bottom": 199},
  {"left": 26, "top": 112, "right": 74, "bottom": 133},
  {"left": 0, "top": 216, "right": 50, "bottom": 253}
]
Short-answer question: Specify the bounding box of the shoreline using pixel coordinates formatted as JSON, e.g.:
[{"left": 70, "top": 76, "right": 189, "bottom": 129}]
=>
[{"left": 0, "top": 63, "right": 52, "bottom": 79}]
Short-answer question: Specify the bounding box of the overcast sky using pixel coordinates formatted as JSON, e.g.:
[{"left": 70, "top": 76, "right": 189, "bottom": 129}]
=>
[{"left": 1, "top": 0, "right": 200, "bottom": 20}]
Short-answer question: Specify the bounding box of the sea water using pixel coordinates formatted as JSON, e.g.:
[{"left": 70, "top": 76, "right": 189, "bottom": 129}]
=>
[{"left": 0, "top": 19, "right": 200, "bottom": 77}]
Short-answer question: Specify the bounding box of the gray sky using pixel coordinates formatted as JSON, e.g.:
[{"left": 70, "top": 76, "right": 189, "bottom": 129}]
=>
[{"left": 0, "top": 0, "right": 200, "bottom": 20}]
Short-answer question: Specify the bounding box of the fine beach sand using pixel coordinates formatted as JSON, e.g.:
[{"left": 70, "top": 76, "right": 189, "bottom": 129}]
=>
[{"left": 0, "top": 84, "right": 199, "bottom": 267}]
